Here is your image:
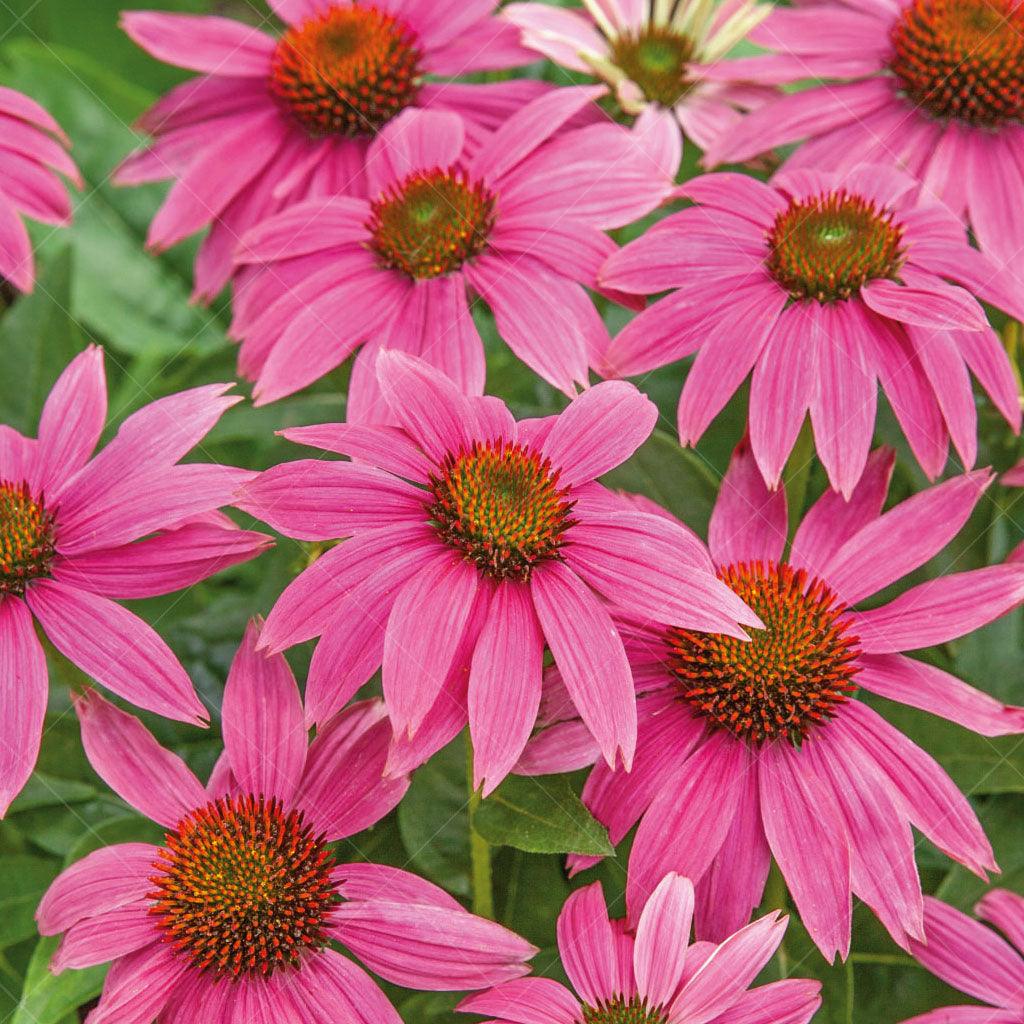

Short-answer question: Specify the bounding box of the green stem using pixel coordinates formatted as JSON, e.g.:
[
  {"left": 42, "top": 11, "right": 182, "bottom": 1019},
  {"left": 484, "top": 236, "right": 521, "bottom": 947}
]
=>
[
  {"left": 845, "top": 959, "right": 855, "bottom": 1024},
  {"left": 764, "top": 862, "right": 789, "bottom": 976},
  {"left": 466, "top": 735, "right": 494, "bottom": 920},
  {"left": 783, "top": 417, "right": 815, "bottom": 539}
]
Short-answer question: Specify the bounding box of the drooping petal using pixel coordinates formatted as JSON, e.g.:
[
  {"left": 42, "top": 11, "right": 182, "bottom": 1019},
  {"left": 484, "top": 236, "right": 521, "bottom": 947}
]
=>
[
  {"left": 85, "top": 941, "right": 186, "bottom": 1024},
  {"left": 976, "top": 890, "right": 1024, "bottom": 956},
  {"left": 291, "top": 948, "right": 403, "bottom": 1024},
  {"left": 52, "top": 902, "right": 156, "bottom": 971},
  {"left": 72, "top": 689, "right": 206, "bottom": 829}
]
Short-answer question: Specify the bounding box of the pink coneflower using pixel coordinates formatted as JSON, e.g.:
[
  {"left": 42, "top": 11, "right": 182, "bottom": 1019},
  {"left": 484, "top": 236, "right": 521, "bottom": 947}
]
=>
[
  {"left": 460, "top": 874, "right": 821, "bottom": 1024},
  {"left": 518, "top": 440, "right": 1024, "bottom": 961},
  {"left": 1004, "top": 460, "right": 1024, "bottom": 564},
  {"left": 0, "top": 346, "right": 268, "bottom": 815},
  {"left": 37, "top": 621, "right": 536, "bottom": 1024},
  {"left": 504, "top": 0, "right": 776, "bottom": 176},
  {"left": 238, "top": 351, "right": 758, "bottom": 794},
  {"left": 231, "top": 89, "right": 669, "bottom": 411},
  {"left": 599, "top": 164, "right": 1024, "bottom": 496},
  {"left": 901, "top": 892, "right": 1024, "bottom": 1022},
  {"left": 117, "top": 0, "right": 545, "bottom": 300},
  {"left": 0, "top": 86, "right": 79, "bottom": 294},
  {"left": 701, "top": 0, "right": 1024, "bottom": 268}
]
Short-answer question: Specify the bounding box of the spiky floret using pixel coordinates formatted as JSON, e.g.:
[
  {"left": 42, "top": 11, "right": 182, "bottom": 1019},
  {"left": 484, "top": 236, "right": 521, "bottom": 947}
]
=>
[
  {"left": 667, "top": 561, "right": 860, "bottom": 745},
  {"left": 890, "top": 0, "right": 1024, "bottom": 128},
  {"left": 367, "top": 167, "right": 496, "bottom": 279},
  {"left": 609, "top": 25, "right": 695, "bottom": 107},
  {"left": 270, "top": 4, "right": 422, "bottom": 138},
  {"left": 582, "top": 996, "right": 670, "bottom": 1024},
  {"left": 0, "top": 480, "right": 56, "bottom": 596},
  {"left": 427, "top": 440, "right": 577, "bottom": 582},
  {"left": 149, "top": 795, "right": 338, "bottom": 979},
  {"left": 766, "top": 190, "right": 906, "bottom": 302}
]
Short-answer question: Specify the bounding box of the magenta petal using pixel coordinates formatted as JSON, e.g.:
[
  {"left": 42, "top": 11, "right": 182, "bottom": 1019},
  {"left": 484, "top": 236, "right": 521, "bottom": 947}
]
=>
[
  {"left": 222, "top": 620, "right": 307, "bottom": 805},
  {"left": 235, "top": 196, "right": 370, "bottom": 263},
  {"left": 531, "top": 562, "right": 636, "bottom": 771},
  {"left": 86, "top": 941, "right": 186, "bottom": 1024},
  {"left": 27, "top": 580, "right": 206, "bottom": 724},
  {"left": 73, "top": 689, "right": 206, "bottom": 828},
  {"left": 758, "top": 742, "right": 851, "bottom": 962},
  {"left": 469, "top": 582, "right": 544, "bottom": 796},
  {"left": 708, "top": 439, "right": 788, "bottom": 567},
  {"left": 367, "top": 108, "right": 466, "bottom": 193},
  {"left": 541, "top": 381, "right": 657, "bottom": 486},
  {"left": 626, "top": 733, "right": 745, "bottom": 923},
  {"left": 291, "top": 949, "right": 403, "bottom": 1024},
  {"left": 332, "top": 862, "right": 462, "bottom": 911},
  {"left": 296, "top": 700, "right": 409, "bottom": 841},
  {"left": 280, "top": 422, "right": 432, "bottom": 482},
  {"left": 861, "top": 275, "right": 988, "bottom": 332},
  {"left": 556, "top": 882, "right": 619, "bottom": 1007},
  {"left": 458, "top": 977, "right": 582, "bottom": 1024},
  {"left": 976, "top": 890, "right": 1024, "bottom": 956},
  {"left": 383, "top": 554, "right": 479, "bottom": 737},
  {"left": 853, "top": 564, "right": 1024, "bottom": 653},
  {"left": 52, "top": 902, "right": 156, "bottom": 972},
  {"left": 857, "top": 653, "right": 1024, "bottom": 737},
  {"left": 633, "top": 873, "right": 695, "bottom": 1009},
  {"left": 0, "top": 596, "right": 46, "bottom": 816},
  {"left": 910, "top": 897, "right": 1024, "bottom": 1009},
  {"left": 707, "top": 979, "right": 821, "bottom": 1024},
  {"left": 37, "top": 842, "right": 159, "bottom": 935}
]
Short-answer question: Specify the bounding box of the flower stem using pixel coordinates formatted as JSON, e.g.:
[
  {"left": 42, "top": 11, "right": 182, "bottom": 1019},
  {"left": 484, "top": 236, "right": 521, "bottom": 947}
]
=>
[
  {"left": 466, "top": 735, "right": 494, "bottom": 920},
  {"left": 764, "top": 861, "right": 789, "bottom": 976}
]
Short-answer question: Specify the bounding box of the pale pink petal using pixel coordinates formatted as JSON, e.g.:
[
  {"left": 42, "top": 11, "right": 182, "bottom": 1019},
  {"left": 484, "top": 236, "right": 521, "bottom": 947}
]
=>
[
  {"left": 383, "top": 554, "right": 479, "bottom": 737},
  {"left": 37, "top": 843, "right": 159, "bottom": 935},
  {"left": 758, "top": 741, "right": 851, "bottom": 962},
  {"left": 470, "top": 582, "right": 544, "bottom": 796},
  {"left": 634, "top": 873, "right": 695, "bottom": 1009},
  {"left": 910, "top": 897, "right": 1024, "bottom": 1009},
  {"left": 853, "top": 565, "right": 1024, "bottom": 653},
  {"left": 73, "top": 689, "right": 205, "bottom": 828},
  {"left": 222, "top": 620, "right": 306, "bottom": 805},
  {"left": 458, "top": 977, "right": 582, "bottom": 1024},
  {"left": 502, "top": 3, "right": 609, "bottom": 74},
  {"left": 709, "top": 439, "right": 788, "bottom": 567},
  {"left": 531, "top": 561, "right": 636, "bottom": 771},
  {"left": 28, "top": 581, "right": 206, "bottom": 724},
  {"left": 0, "top": 596, "right": 47, "bottom": 816},
  {"left": 557, "top": 882, "right": 619, "bottom": 1006},
  {"left": 633, "top": 104, "right": 682, "bottom": 180},
  {"left": 857, "top": 653, "right": 1024, "bottom": 737}
]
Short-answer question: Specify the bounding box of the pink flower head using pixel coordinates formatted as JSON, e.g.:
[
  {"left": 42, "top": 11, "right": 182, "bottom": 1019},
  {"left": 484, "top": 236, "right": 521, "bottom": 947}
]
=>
[
  {"left": 117, "top": 0, "right": 545, "bottom": 301},
  {"left": 701, "top": 0, "right": 1024, "bottom": 269},
  {"left": 0, "top": 346, "right": 269, "bottom": 815},
  {"left": 37, "top": 621, "right": 536, "bottom": 1024},
  {"left": 237, "top": 352, "right": 759, "bottom": 794},
  {"left": 518, "top": 441, "right": 1024, "bottom": 961},
  {"left": 901, "top": 892, "right": 1024, "bottom": 1023},
  {"left": 460, "top": 874, "right": 821, "bottom": 1024},
  {"left": 0, "top": 86, "right": 80, "bottom": 293},
  {"left": 1003, "top": 459, "right": 1024, "bottom": 564},
  {"left": 600, "top": 164, "right": 1024, "bottom": 496},
  {"left": 504, "top": 0, "right": 776, "bottom": 177},
  {"left": 231, "top": 89, "right": 669, "bottom": 412}
]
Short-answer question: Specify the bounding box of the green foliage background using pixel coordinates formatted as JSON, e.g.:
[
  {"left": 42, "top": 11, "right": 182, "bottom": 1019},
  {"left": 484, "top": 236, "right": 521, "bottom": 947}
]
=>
[{"left": 0, "top": 2, "right": 1022, "bottom": 1022}]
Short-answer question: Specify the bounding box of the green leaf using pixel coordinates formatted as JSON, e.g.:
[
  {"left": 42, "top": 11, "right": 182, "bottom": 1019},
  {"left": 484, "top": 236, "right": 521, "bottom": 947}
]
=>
[
  {"left": 474, "top": 775, "right": 613, "bottom": 857},
  {"left": 601, "top": 428, "right": 719, "bottom": 535},
  {"left": 6, "top": 774, "right": 96, "bottom": 814},
  {"left": 0, "top": 247, "right": 79, "bottom": 433},
  {"left": 11, "top": 936, "right": 107, "bottom": 1024},
  {"left": 397, "top": 736, "right": 471, "bottom": 897},
  {"left": 0, "top": 857, "right": 60, "bottom": 950}
]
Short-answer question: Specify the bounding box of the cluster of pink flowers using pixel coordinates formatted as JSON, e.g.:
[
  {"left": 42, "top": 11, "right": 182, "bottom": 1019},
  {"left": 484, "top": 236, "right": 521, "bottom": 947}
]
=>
[{"left": 2, "top": 0, "right": 1024, "bottom": 1020}]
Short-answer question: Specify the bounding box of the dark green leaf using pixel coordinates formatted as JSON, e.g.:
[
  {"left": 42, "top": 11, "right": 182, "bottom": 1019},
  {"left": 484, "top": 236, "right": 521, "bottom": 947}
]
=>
[{"left": 0, "top": 857, "right": 60, "bottom": 950}]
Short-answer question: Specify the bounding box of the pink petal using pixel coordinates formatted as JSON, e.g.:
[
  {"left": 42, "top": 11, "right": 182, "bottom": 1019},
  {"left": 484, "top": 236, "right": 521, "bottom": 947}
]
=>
[
  {"left": 28, "top": 580, "right": 206, "bottom": 724},
  {"left": 37, "top": 842, "right": 159, "bottom": 935},
  {"left": 899, "top": 1010, "right": 1020, "bottom": 1024},
  {"left": 709, "top": 439, "right": 788, "bottom": 568},
  {"left": 52, "top": 902, "right": 156, "bottom": 972},
  {"left": 470, "top": 582, "right": 544, "bottom": 796},
  {"left": 823, "top": 469, "right": 989, "bottom": 605},
  {"left": 966, "top": 130, "right": 1024, "bottom": 268},
  {"left": 383, "top": 554, "right": 479, "bottom": 737},
  {"left": 516, "top": 716, "right": 602, "bottom": 775},
  {"left": 700, "top": 978, "right": 821, "bottom": 1024},
  {"left": 910, "top": 897, "right": 1024, "bottom": 1009},
  {"left": 626, "top": 733, "right": 746, "bottom": 924},
  {"left": 502, "top": 3, "right": 609, "bottom": 74},
  {"left": 853, "top": 564, "right": 1024, "bottom": 653},
  {"left": 556, "top": 882, "right": 619, "bottom": 1006},
  {"left": 677, "top": 173, "right": 787, "bottom": 227},
  {"left": 600, "top": 292, "right": 706, "bottom": 378},
  {"left": 670, "top": 912, "right": 787, "bottom": 1024},
  {"left": 976, "top": 890, "right": 1024, "bottom": 956},
  {"left": 857, "top": 653, "right": 1024, "bottom": 737},
  {"left": 0, "top": 596, "right": 46, "bottom": 816},
  {"left": 634, "top": 873, "right": 695, "bottom": 1009},
  {"left": 73, "top": 689, "right": 206, "bottom": 828},
  {"left": 86, "top": 941, "right": 186, "bottom": 1024},
  {"left": 235, "top": 196, "right": 370, "bottom": 263},
  {"left": 861, "top": 276, "right": 988, "bottom": 332},
  {"left": 36, "top": 346, "right": 106, "bottom": 494},
  {"left": 758, "top": 742, "right": 851, "bottom": 962},
  {"left": 333, "top": 862, "right": 462, "bottom": 911},
  {"left": 280, "top": 422, "right": 432, "bottom": 482},
  {"left": 366, "top": 109, "right": 466, "bottom": 195},
  {"left": 291, "top": 949, "right": 403, "bottom": 1024},
  {"left": 0, "top": 190, "right": 34, "bottom": 291},
  {"left": 912, "top": 326, "right": 977, "bottom": 469},
  {"left": 120, "top": 11, "right": 275, "bottom": 75},
  {"left": 458, "top": 977, "right": 582, "bottom": 1024},
  {"left": 531, "top": 561, "right": 636, "bottom": 771},
  {"left": 222, "top": 620, "right": 307, "bottom": 805}
]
